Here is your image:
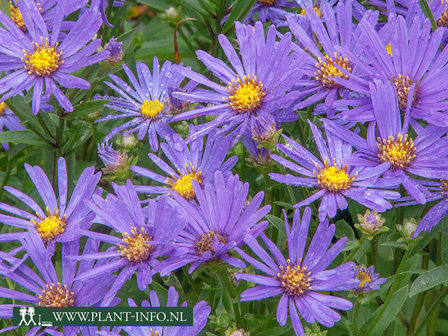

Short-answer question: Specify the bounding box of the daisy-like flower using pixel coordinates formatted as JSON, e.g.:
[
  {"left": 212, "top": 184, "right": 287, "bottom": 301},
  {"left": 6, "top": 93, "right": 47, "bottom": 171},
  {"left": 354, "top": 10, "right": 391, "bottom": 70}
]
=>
[
  {"left": 160, "top": 171, "right": 271, "bottom": 275},
  {"left": 235, "top": 207, "right": 358, "bottom": 336},
  {"left": 0, "top": 102, "right": 25, "bottom": 150},
  {"left": 325, "top": 79, "right": 448, "bottom": 204},
  {"left": 73, "top": 181, "right": 187, "bottom": 305},
  {"left": 0, "top": 231, "right": 116, "bottom": 335},
  {"left": 171, "top": 21, "right": 303, "bottom": 142},
  {"left": 354, "top": 265, "right": 386, "bottom": 293},
  {"left": 269, "top": 121, "right": 400, "bottom": 221},
  {"left": 131, "top": 126, "right": 237, "bottom": 200},
  {"left": 0, "top": 0, "right": 108, "bottom": 114},
  {"left": 242, "top": 0, "right": 296, "bottom": 25},
  {"left": 332, "top": 14, "right": 448, "bottom": 126},
  {"left": 287, "top": 0, "right": 371, "bottom": 110},
  {"left": 0, "top": 157, "right": 101, "bottom": 250},
  {"left": 104, "top": 287, "right": 211, "bottom": 336},
  {"left": 97, "top": 58, "right": 187, "bottom": 151}
]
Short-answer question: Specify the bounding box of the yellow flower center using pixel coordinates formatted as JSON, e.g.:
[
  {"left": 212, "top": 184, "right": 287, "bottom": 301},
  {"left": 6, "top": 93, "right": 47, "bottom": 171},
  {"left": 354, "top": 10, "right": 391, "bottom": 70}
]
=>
[
  {"left": 385, "top": 43, "right": 393, "bottom": 57},
  {"left": 0, "top": 102, "right": 7, "bottom": 116},
  {"left": 357, "top": 270, "right": 371, "bottom": 289},
  {"left": 300, "top": 7, "right": 322, "bottom": 17},
  {"left": 195, "top": 231, "right": 227, "bottom": 255},
  {"left": 277, "top": 259, "right": 311, "bottom": 296},
  {"left": 37, "top": 282, "right": 75, "bottom": 307},
  {"left": 118, "top": 227, "right": 154, "bottom": 263},
  {"left": 377, "top": 133, "right": 416, "bottom": 169},
  {"left": 227, "top": 75, "right": 266, "bottom": 114},
  {"left": 23, "top": 38, "right": 62, "bottom": 76},
  {"left": 31, "top": 208, "right": 66, "bottom": 241},
  {"left": 166, "top": 164, "right": 202, "bottom": 200},
  {"left": 257, "top": 0, "right": 278, "bottom": 5},
  {"left": 9, "top": 2, "right": 25, "bottom": 31},
  {"left": 140, "top": 99, "right": 164, "bottom": 120},
  {"left": 315, "top": 52, "right": 352, "bottom": 88},
  {"left": 315, "top": 158, "right": 356, "bottom": 192},
  {"left": 150, "top": 329, "right": 161, "bottom": 336},
  {"left": 437, "top": 7, "right": 448, "bottom": 27},
  {"left": 391, "top": 75, "right": 418, "bottom": 111}
]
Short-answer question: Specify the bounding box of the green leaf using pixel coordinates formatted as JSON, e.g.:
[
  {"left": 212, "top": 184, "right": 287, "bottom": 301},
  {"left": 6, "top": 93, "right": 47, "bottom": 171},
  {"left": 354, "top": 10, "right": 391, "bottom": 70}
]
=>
[
  {"left": 222, "top": 0, "right": 256, "bottom": 33},
  {"left": 409, "top": 265, "right": 448, "bottom": 297},
  {"left": 266, "top": 215, "right": 285, "bottom": 235},
  {"left": 419, "top": 0, "right": 437, "bottom": 30},
  {"left": 0, "top": 130, "right": 52, "bottom": 148},
  {"left": 334, "top": 220, "right": 355, "bottom": 240},
  {"left": 65, "top": 100, "right": 107, "bottom": 120},
  {"left": 360, "top": 285, "right": 408, "bottom": 336}
]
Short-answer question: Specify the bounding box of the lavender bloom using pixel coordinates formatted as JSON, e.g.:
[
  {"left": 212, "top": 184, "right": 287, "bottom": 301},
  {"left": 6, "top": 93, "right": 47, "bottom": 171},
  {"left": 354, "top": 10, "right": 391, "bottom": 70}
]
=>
[
  {"left": 269, "top": 121, "right": 400, "bottom": 221},
  {"left": 97, "top": 58, "right": 187, "bottom": 151},
  {"left": 131, "top": 127, "right": 237, "bottom": 200},
  {"left": 97, "top": 142, "right": 134, "bottom": 181},
  {"left": 355, "top": 266, "right": 386, "bottom": 292},
  {"left": 104, "top": 37, "right": 124, "bottom": 64},
  {"left": 287, "top": 1, "right": 376, "bottom": 111},
  {"left": 332, "top": 15, "right": 448, "bottom": 126},
  {"left": 325, "top": 79, "right": 448, "bottom": 204},
  {"left": 0, "top": 102, "right": 25, "bottom": 150},
  {"left": 235, "top": 207, "right": 358, "bottom": 336},
  {"left": 243, "top": 0, "right": 297, "bottom": 25},
  {"left": 111, "top": 287, "right": 210, "bottom": 336},
  {"left": 160, "top": 171, "right": 271, "bottom": 275},
  {"left": 171, "top": 21, "right": 303, "bottom": 142},
  {"left": 73, "top": 181, "right": 186, "bottom": 305},
  {"left": 0, "top": 231, "right": 116, "bottom": 335},
  {"left": 0, "top": 0, "right": 108, "bottom": 114},
  {"left": 0, "top": 158, "right": 101, "bottom": 251}
]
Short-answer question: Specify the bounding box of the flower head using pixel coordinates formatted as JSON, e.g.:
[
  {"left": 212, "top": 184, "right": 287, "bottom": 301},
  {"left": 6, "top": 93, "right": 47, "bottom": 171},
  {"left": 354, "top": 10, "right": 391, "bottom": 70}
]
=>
[
  {"left": 104, "top": 37, "right": 124, "bottom": 64},
  {"left": 0, "top": 231, "right": 115, "bottom": 335},
  {"left": 98, "top": 142, "right": 134, "bottom": 180},
  {"left": 354, "top": 266, "right": 386, "bottom": 293},
  {"left": 97, "top": 58, "right": 187, "bottom": 151},
  {"left": 0, "top": 0, "right": 108, "bottom": 114},
  {"left": 73, "top": 181, "right": 187, "bottom": 305},
  {"left": 355, "top": 210, "right": 388, "bottom": 239},
  {"left": 269, "top": 121, "right": 400, "bottom": 221},
  {"left": 235, "top": 207, "right": 359, "bottom": 335},
  {"left": 0, "top": 158, "right": 101, "bottom": 249},
  {"left": 160, "top": 171, "right": 271, "bottom": 275},
  {"left": 325, "top": 79, "right": 448, "bottom": 204},
  {"left": 131, "top": 126, "right": 237, "bottom": 200},
  {"left": 172, "top": 21, "right": 303, "bottom": 142}
]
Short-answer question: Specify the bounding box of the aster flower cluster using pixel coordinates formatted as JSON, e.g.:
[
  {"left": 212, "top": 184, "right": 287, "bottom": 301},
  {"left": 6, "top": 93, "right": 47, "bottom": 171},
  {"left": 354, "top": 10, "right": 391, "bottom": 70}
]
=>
[{"left": 1, "top": 0, "right": 448, "bottom": 335}]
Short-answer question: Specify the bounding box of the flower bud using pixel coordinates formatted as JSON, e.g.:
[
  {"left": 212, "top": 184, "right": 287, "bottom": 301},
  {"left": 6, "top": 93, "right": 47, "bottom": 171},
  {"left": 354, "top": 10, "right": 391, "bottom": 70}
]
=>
[
  {"left": 117, "top": 133, "right": 139, "bottom": 151},
  {"left": 397, "top": 218, "right": 418, "bottom": 241},
  {"left": 225, "top": 327, "right": 250, "bottom": 336},
  {"left": 354, "top": 210, "right": 388, "bottom": 240},
  {"left": 104, "top": 37, "right": 124, "bottom": 65},
  {"left": 98, "top": 143, "right": 133, "bottom": 181},
  {"left": 159, "top": 6, "right": 181, "bottom": 27}
]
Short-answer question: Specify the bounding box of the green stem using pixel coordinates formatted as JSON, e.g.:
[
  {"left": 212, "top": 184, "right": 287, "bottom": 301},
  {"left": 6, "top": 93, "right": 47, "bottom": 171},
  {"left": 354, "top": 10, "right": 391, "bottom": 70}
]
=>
[
  {"left": 0, "top": 157, "right": 12, "bottom": 200},
  {"left": 353, "top": 301, "right": 360, "bottom": 336},
  {"left": 412, "top": 288, "right": 448, "bottom": 336}
]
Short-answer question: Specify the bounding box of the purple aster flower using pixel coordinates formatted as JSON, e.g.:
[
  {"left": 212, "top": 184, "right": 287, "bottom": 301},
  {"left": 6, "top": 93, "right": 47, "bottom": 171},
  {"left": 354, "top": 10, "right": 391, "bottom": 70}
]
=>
[
  {"left": 287, "top": 1, "right": 376, "bottom": 111},
  {"left": 160, "top": 171, "right": 271, "bottom": 275},
  {"left": 96, "top": 58, "right": 188, "bottom": 151},
  {"left": 235, "top": 207, "right": 358, "bottom": 336},
  {"left": 0, "top": 230, "right": 116, "bottom": 335},
  {"left": 332, "top": 14, "right": 448, "bottom": 126},
  {"left": 269, "top": 121, "right": 400, "bottom": 221},
  {"left": 354, "top": 265, "right": 386, "bottom": 293},
  {"left": 97, "top": 142, "right": 133, "bottom": 181},
  {"left": 106, "top": 287, "right": 211, "bottom": 336},
  {"left": 0, "top": 102, "right": 25, "bottom": 150},
  {"left": 0, "top": 0, "right": 108, "bottom": 114},
  {"left": 104, "top": 37, "right": 124, "bottom": 64},
  {"left": 171, "top": 21, "right": 303, "bottom": 142},
  {"left": 131, "top": 126, "right": 237, "bottom": 200},
  {"left": 73, "top": 181, "right": 187, "bottom": 305},
  {"left": 0, "top": 157, "right": 101, "bottom": 252},
  {"left": 242, "top": 0, "right": 297, "bottom": 25},
  {"left": 325, "top": 79, "right": 448, "bottom": 204}
]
